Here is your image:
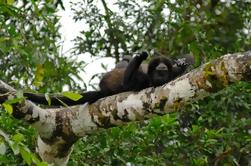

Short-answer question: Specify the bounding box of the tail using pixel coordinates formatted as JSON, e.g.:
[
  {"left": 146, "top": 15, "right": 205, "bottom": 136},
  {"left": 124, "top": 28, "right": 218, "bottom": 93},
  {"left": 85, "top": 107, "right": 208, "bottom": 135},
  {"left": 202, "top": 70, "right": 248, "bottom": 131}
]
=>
[{"left": 24, "top": 90, "right": 108, "bottom": 106}]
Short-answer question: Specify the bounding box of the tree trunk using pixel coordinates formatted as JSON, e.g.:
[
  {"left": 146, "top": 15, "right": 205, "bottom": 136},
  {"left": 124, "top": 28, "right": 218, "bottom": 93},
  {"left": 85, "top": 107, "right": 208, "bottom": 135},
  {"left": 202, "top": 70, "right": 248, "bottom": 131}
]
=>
[{"left": 0, "top": 51, "right": 250, "bottom": 165}]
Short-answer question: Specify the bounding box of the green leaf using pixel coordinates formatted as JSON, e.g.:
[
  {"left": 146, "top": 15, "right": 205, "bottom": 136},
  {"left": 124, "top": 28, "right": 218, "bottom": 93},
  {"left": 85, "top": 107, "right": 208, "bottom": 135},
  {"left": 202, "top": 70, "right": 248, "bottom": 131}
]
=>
[
  {"left": 2, "top": 103, "right": 13, "bottom": 115},
  {"left": 36, "top": 162, "right": 49, "bottom": 166},
  {"left": 110, "top": 127, "right": 120, "bottom": 138},
  {"left": 33, "top": 64, "right": 45, "bottom": 88},
  {"left": 20, "top": 148, "right": 32, "bottom": 166},
  {"left": 62, "top": 92, "right": 83, "bottom": 101},
  {"left": 4, "top": 97, "right": 24, "bottom": 104},
  {"left": 45, "top": 93, "right": 51, "bottom": 105},
  {"left": 16, "top": 90, "right": 24, "bottom": 98},
  {"left": 12, "top": 133, "right": 24, "bottom": 143},
  {"left": 9, "top": 142, "right": 19, "bottom": 155},
  {"left": 192, "top": 125, "right": 200, "bottom": 133},
  {"left": 148, "top": 117, "right": 162, "bottom": 129},
  {"left": 31, "top": 154, "right": 48, "bottom": 166},
  {"left": 7, "top": 0, "right": 14, "bottom": 5},
  {"left": 162, "top": 114, "right": 177, "bottom": 126},
  {"left": 0, "top": 142, "right": 6, "bottom": 155}
]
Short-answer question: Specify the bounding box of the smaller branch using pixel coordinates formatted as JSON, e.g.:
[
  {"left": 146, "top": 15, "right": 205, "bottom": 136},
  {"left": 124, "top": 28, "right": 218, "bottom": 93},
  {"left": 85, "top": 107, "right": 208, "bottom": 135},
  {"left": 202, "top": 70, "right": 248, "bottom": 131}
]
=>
[{"left": 0, "top": 80, "right": 16, "bottom": 93}]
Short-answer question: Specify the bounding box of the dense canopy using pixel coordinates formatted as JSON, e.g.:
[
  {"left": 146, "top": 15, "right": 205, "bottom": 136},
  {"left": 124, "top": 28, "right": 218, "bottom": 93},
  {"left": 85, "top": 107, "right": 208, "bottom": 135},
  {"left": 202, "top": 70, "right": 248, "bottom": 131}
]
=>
[{"left": 0, "top": 0, "right": 250, "bottom": 165}]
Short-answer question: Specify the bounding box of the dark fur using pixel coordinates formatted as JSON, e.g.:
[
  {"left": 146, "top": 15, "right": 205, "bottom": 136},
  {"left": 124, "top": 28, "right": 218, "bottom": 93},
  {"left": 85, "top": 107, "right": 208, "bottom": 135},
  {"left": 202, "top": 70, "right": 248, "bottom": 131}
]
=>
[
  {"left": 147, "top": 56, "right": 173, "bottom": 86},
  {"left": 24, "top": 52, "right": 192, "bottom": 106},
  {"left": 100, "top": 51, "right": 173, "bottom": 92}
]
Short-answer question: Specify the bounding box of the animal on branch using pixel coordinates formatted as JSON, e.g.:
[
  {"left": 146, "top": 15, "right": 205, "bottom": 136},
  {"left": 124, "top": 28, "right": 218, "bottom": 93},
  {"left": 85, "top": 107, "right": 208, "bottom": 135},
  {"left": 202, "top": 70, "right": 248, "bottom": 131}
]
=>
[
  {"left": 0, "top": 51, "right": 250, "bottom": 166},
  {"left": 24, "top": 51, "right": 193, "bottom": 106}
]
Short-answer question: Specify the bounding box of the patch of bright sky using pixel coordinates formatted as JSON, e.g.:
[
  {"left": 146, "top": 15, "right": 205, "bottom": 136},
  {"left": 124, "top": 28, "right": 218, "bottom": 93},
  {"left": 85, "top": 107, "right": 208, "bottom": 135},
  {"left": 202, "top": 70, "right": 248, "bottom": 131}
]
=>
[
  {"left": 57, "top": 0, "right": 171, "bottom": 90},
  {"left": 57, "top": 0, "right": 116, "bottom": 90}
]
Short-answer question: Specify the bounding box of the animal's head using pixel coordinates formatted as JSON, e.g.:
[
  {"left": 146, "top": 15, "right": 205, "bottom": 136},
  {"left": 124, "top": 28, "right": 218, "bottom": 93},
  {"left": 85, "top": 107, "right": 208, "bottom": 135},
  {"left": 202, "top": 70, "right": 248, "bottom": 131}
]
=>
[{"left": 147, "top": 56, "right": 173, "bottom": 87}]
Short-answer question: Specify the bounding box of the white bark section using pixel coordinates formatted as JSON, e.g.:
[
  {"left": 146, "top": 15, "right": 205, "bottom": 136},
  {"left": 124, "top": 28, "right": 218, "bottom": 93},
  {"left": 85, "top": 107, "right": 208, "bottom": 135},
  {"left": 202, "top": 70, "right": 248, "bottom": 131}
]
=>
[
  {"left": 117, "top": 93, "right": 145, "bottom": 120},
  {"left": 165, "top": 77, "right": 197, "bottom": 104},
  {"left": 223, "top": 53, "right": 247, "bottom": 81},
  {"left": 70, "top": 104, "right": 98, "bottom": 136},
  {"left": 0, "top": 51, "right": 250, "bottom": 166},
  {"left": 32, "top": 108, "right": 56, "bottom": 139},
  {"left": 0, "top": 80, "right": 16, "bottom": 92}
]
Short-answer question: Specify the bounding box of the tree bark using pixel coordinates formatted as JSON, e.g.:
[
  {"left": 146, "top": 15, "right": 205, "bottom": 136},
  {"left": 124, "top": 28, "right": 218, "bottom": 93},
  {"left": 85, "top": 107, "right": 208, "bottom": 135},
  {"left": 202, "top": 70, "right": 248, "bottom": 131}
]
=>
[{"left": 0, "top": 51, "right": 250, "bottom": 165}]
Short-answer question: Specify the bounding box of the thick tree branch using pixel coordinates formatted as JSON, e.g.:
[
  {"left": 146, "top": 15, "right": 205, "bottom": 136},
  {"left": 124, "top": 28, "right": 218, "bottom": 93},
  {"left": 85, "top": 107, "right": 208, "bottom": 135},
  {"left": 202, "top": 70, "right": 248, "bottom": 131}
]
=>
[{"left": 0, "top": 51, "right": 250, "bottom": 165}]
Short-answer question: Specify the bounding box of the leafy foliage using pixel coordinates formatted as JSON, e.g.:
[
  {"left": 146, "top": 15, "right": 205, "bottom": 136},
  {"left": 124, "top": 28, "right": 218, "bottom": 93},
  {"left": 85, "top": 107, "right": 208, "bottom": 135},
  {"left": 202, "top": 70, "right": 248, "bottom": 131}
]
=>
[
  {"left": 69, "top": 82, "right": 251, "bottom": 165},
  {"left": 0, "top": 1, "right": 84, "bottom": 165},
  {"left": 72, "top": 0, "right": 251, "bottom": 64},
  {"left": 0, "top": 1, "right": 85, "bottom": 92},
  {"left": 0, "top": 110, "right": 44, "bottom": 165},
  {"left": 0, "top": 0, "right": 251, "bottom": 165}
]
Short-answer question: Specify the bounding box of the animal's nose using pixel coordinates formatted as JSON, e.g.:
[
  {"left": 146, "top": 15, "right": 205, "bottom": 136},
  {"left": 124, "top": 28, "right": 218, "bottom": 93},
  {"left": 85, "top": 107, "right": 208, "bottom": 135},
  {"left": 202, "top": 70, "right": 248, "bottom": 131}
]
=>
[{"left": 156, "top": 63, "right": 168, "bottom": 70}]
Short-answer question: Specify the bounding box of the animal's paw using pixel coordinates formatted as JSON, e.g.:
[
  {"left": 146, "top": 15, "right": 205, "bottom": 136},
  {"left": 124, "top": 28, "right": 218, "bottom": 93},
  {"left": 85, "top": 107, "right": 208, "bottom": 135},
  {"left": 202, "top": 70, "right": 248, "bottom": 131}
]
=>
[{"left": 139, "top": 51, "right": 149, "bottom": 60}]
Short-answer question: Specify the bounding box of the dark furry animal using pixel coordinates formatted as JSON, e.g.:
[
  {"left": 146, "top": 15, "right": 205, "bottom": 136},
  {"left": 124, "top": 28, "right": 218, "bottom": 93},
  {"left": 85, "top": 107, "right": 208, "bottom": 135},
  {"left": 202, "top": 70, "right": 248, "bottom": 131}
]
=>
[
  {"left": 95, "top": 51, "right": 173, "bottom": 93},
  {"left": 24, "top": 52, "right": 193, "bottom": 106}
]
